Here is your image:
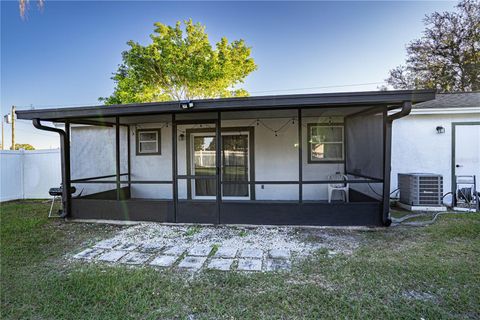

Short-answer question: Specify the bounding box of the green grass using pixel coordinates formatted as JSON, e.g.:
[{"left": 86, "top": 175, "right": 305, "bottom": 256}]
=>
[
  {"left": 1, "top": 201, "right": 479, "bottom": 319},
  {"left": 184, "top": 225, "right": 202, "bottom": 236}
]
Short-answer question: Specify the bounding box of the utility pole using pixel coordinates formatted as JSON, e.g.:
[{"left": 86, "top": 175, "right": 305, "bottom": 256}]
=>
[
  {"left": 11, "top": 106, "right": 15, "bottom": 150},
  {"left": 1, "top": 116, "right": 5, "bottom": 150},
  {"left": 1, "top": 116, "right": 4, "bottom": 150}
]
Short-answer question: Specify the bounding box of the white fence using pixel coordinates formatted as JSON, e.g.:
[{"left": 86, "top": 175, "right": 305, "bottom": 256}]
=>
[{"left": 0, "top": 149, "right": 61, "bottom": 202}]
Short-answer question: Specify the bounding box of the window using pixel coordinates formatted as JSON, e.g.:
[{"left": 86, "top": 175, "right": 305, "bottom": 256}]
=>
[
  {"left": 307, "top": 123, "right": 344, "bottom": 163},
  {"left": 136, "top": 129, "right": 161, "bottom": 155}
]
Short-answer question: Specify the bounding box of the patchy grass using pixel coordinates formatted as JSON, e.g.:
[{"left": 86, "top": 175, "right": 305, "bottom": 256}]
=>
[
  {"left": 1, "top": 200, "right": 479, "bottom": 319},
  {"left": 238, "top": 229, "right": 248, "bottom": 237},
  {"left": 184, "top": 225, "right": 202, "bottom": 237}
]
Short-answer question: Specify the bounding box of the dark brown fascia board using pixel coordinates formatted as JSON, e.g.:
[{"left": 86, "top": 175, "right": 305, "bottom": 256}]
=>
[{"left": 16, "top": 89, "right": 437, "bottom": 121}]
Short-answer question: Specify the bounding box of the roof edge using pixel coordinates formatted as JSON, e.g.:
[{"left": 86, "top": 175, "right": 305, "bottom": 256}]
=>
[{"left": 16, "top": 89, "right": 437, "bottom": 121}]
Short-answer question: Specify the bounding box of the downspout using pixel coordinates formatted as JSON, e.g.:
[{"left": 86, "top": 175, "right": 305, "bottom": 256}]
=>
[
  {"left": 382, "top": 101, "right": 412, "bottom": 226},
  {"left": 32, "top": 119, "right": 71, "bottom": 218}
]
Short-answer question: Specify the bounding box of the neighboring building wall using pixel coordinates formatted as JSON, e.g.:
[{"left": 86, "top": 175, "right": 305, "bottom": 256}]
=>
[
  {"left": 391, "top": 112, "right": 480, "bottom": 199},
  {"left": 0, "top": 149, "right": 61, "bottom": 201}
]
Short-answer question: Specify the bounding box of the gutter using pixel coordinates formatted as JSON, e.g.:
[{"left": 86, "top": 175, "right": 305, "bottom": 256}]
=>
[
  {"left": 388, "top": 101, "right": 412, "bottom": 122},
  {"left": 382, "top": 101, "right": 413, "bottom": 226},
  {"left": 32, "top": 119, "right": 71, "bottom": 218}
]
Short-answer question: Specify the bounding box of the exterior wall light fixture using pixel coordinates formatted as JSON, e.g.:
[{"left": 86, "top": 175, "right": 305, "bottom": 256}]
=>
[
  {"left": 180, "top": 100, "right": 194, "bottom": 109},
  {"left": 436, "top": 126, "right": 445, "bottom": 134}
]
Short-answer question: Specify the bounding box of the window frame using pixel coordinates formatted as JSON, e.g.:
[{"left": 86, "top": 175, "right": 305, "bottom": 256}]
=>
[
  {"left": 307, "top": 123, "right": 345, "bottom": 164},
  {"left": 136, "top": 128, "right": 162, "bottom": 156}
]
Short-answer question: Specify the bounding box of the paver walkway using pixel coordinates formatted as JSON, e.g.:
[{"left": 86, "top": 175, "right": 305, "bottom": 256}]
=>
[{"left": 73, "top": 244, "right": 292, "bottom": 272}]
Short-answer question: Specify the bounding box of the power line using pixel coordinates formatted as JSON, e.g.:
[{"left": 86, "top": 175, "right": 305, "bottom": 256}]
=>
[
  {"left": 9, "top": 82, "right": 387, "bottom": 109},
  {"left": 249, "top": 82, "right": 386, "bottom": 94}
]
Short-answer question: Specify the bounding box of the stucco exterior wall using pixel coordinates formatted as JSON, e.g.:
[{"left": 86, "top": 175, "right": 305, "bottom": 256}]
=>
[
  {"left": 71, "top": 126, "right": 128, "bottom": 196},
  {"left": 391, "top": 112, "right": 480, "bottom": 200},
  {"left": 71, "top": 115, "right": 347, "bottom": 201}
]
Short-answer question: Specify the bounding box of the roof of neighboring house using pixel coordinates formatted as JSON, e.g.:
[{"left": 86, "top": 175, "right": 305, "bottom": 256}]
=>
[
  {"left": 414, "top": 92, "right": 480, "bottom": 109},
  {"left": 16, "top": 89, "right": 436, "bottom": 122}
]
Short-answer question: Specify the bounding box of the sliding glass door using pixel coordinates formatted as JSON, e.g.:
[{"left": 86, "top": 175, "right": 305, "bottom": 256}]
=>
[{"left": 190, "top": 131, "right": 250, "bottom": 199}]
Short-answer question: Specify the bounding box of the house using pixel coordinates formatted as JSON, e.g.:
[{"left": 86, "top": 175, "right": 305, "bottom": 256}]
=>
[
  {"left": 17, "top": 90, "right": 436, "bottom": 226},
  {"left": 391, "top": 92, "right": 480, "bottom": 205}
]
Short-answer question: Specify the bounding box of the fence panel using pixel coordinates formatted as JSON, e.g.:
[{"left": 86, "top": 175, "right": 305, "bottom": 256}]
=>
[{"left": 0, "top": 149, "right": 61, "bottom": 201}]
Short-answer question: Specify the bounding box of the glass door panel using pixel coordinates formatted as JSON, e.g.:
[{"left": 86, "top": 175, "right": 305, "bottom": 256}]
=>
[
  {"left": 222, "top": 134, "right": 249, "bottom": 198},
  {"left": 192, "top": 134, "right": 217, "bottom": 198}
]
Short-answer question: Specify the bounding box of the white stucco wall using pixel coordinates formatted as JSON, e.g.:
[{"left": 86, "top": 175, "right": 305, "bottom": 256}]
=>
[
  {"left": 71, "top": 114, "right": 347, "bottom": 201},
  {"left": 130, "top": 116, "right": 344, "bottom": 200},
  {"left": 71, "top": 126, "right": 128, "bottom": 196},
  {"left": 391, "top": 112, "right": 480, "bottom": 199}
]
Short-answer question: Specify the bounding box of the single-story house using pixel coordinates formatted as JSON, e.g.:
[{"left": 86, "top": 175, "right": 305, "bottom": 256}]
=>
[
  {"left": 17, "top": 90, "right": 436, "bottom": 226},
  {"left": 391, "top": 92, "right": 480, "bottom": 205}
]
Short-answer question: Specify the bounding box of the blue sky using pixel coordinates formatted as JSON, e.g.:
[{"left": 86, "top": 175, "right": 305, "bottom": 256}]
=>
[{"left": 1, "top": 1, "right": 455, "bottom": 149}]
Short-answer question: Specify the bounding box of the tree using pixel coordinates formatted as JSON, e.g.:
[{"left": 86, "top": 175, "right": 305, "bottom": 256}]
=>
[
  {"left": 101, "top": 20, "right": 257, "bottom": 104},
  {"left": 13, "top": 143, "right": 35, "bottom": 150},
  {"left": 18, "top": 0, "right": 44, "bottom": 20},
  {"left": 386, "top": 0, "right": 480, "bottom": 92}
]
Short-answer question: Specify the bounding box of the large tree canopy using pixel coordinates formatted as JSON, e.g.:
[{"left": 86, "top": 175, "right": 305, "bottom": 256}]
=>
[
  {"left": 101, "top": 20, "right": 257, "bottom": 104},
  {"left": 386, "top": 0, "right": 480, "bottom": 92}
]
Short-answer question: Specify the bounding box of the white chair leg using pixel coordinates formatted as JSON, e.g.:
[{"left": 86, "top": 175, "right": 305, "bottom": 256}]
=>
[
  {"left": 328, "top": 188, "right": 332, "bottom": 203},
  {"left": 345, "top": 189, "right": 349, "bottom": 203},
  {"left": 48, "top": 196, "right": 55, "bottom": 218}
]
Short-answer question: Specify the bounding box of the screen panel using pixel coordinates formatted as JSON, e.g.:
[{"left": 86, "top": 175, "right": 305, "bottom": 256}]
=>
[{"left": 345, "top": 109, "right": 385, "bottom": 180}]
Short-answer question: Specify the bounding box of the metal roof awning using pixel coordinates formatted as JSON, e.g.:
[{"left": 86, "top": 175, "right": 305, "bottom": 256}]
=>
[{"left": 16, "top": 89, "right": 437, "bottom": 122}]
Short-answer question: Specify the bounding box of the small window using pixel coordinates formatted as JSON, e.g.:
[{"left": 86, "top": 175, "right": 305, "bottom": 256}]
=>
[
  {"left": 136, "top": 129, "right": 161, "bottom": 155},
  {"left": 307, "top": 123, "right": 344, "bottom": 163}
]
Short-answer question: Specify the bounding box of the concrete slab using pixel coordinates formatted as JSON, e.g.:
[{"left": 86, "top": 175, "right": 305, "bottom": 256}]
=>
[
  {"left": 214, "top": 247, "right": 237, "bottom": 258},
  {"left": 116, "top": 243, "right": 138, "bottom": 251},
  {"left": 97, "top": 250, "right": 127, "bottom": 262},
  {"left": 178, "top": 256, "right": 207, "bottom": 270},
  {"left": 163, "top": 246, "right": 187, "bottom": 256},
  {"left": 73, "top": 248, "right": 103, "bottom": 260},
  {"left": 266, "top": 259, "right": 291, "bottom": 272},
  {"left": 237, "top": 258, "right": 262, "bottom": 271},
  {"left": 139, "top": 243, "right": 164, "bottom": 253},
  {"left": 94, "top": 239, "right": 119, "bottom": 249},
  {"left": 121, "top": 251, "right": 152, "bottom": 265},
  {"left": 269, "top": 249, "right": 290, "bottom": 260},
  {"left": 188, "top": 245, "right": 212, "bottom": 257},
  {"left": 239, "top": 248, "right": 263, "bottom": 259},
  {"left": 150, "top": 255, "right": 178, "bottom": 267},
  {"left": 207, "top": 258, "right": 234, "bottom": 271}
]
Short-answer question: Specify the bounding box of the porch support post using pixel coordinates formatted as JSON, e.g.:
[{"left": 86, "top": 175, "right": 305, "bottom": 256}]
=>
[
  {"left": 382, "top": 101, "right": 412, "bottom": 225},
  {"left": 31, "top": 119, "right": 71, "bottom": 217},
  {"left": 127, "top": 125, "right": 131, "bottom": 189},
  {"left": 298, "top": 108, "right": 303, "bottom": 203},
  {"left": 115, "top": 116, "right": 121, "bottom": 200},
  {"left": 216, "top": 111, "right": 222, "bottom": 224},
  {"left": 64, "top": 120, "right": 72, "bottom": 215},
  {"left": 172, "top": 114, "right": 177, "bottom": 222}
]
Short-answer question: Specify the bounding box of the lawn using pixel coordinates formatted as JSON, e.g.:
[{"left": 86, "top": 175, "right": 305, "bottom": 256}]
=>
[{"left": 1, "top": 200, "right": 479, "bottom": 319}]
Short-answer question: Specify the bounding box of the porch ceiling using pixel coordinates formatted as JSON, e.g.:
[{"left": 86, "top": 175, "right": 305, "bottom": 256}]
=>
[{"left": 16, "top": 89, "right": 436, "bottom": 122}]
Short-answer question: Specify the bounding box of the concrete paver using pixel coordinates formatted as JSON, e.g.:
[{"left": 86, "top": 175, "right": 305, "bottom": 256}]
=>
[
  {"left": 207, "top": 258, "right": 234, "bottom": 271},
  {"left": 237, "top": 258, "right": 262, "bottom": 271},
  {"left": 178, "top": 256, "right": 208, "bottom": 270}
]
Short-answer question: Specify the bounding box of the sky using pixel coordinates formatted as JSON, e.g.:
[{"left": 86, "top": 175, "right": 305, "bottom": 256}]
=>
[{"left": 1, "top": 0, "right": 456, "bottom": 149}]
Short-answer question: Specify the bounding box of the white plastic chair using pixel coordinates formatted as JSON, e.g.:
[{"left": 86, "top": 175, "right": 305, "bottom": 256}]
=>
[{"left": 328, "top": 173, "right": 349, "bottom": 203}]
